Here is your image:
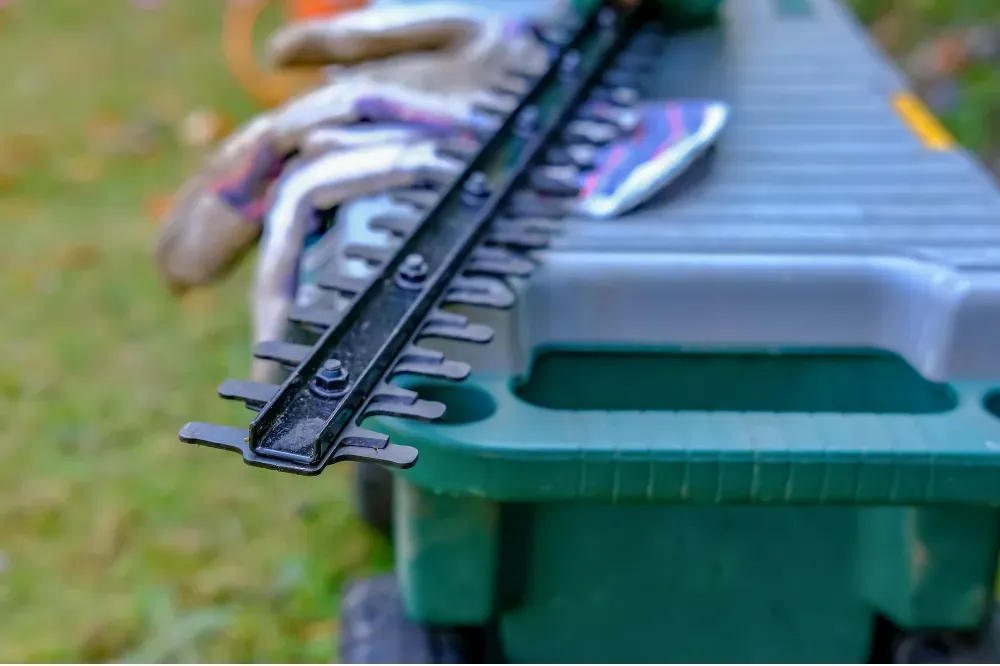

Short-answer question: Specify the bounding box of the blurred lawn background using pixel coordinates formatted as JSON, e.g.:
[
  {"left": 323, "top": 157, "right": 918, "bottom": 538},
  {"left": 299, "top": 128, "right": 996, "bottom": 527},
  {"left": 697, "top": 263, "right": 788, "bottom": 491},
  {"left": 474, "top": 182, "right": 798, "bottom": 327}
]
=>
[
  {"left": 0, "top": 1, "right": 389, "bottom": 662},
  {"left": 0, "top": 0, "right": 996, "bottom": 662}
]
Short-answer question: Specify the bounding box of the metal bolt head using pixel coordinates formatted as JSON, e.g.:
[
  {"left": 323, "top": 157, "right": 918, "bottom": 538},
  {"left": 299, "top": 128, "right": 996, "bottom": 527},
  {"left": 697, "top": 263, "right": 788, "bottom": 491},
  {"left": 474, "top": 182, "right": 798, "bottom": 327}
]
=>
[
  {"left": 560, "top": 50, "right": 581, "bottom": 79},
  {"left": 515, "top": 106, "right": 540, "bottom": 138},
  {"left": 396, "top": 253, "right": 428, "bottom": 290},
  {"left": 398, "top": 254, "right": 427, "bottom": 282},
  {"left": 313, "top": 358, "right": 349, "bottom": 397},
  {"left": 321, "top": 359, "right": 344, "bottom": 376},
  {"left": 464, "top": 172, "right": 490, "bottom": 196},
  {"left": 460, "top": 171, "right": 492, "bottom": 206}
]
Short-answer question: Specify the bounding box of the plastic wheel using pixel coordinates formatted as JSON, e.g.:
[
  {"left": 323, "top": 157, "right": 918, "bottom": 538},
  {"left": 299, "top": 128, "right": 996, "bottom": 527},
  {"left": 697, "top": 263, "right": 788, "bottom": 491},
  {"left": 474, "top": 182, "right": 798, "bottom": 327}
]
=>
[
  {"left": 339, "top": 575, "right": 464, "bottom": 663},
  {"left": 893, "top": 618, "right": 1000, "bottom": 664},
  {"left": 893, "top": 635, "right": 954, "bottom": 664}
]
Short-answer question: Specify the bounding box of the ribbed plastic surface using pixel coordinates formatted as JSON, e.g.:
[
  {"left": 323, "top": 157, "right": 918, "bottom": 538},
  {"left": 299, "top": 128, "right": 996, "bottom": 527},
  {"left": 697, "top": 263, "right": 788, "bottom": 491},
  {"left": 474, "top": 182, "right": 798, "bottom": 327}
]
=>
[{"left": 548, "top": 0, "right": 1000, "bottom": 383}]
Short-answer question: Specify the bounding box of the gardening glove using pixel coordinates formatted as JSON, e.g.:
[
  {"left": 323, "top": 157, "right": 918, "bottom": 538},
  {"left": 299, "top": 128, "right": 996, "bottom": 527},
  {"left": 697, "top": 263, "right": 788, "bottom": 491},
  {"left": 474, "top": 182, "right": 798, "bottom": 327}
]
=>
[
  {"left": 154, "top": 1, "right": 553, "bottom": 295},
  {"left": 265, "top": 2, "right": 555, "bottom": 96},
  {"left": 251, "top": 132, "right": 464, "bottom": 382}
]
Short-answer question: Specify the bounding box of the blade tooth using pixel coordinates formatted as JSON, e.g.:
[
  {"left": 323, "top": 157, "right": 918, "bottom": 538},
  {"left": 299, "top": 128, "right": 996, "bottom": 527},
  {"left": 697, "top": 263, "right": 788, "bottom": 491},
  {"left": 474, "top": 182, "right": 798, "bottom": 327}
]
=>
[
  {"left": 588, "top": 84, "right": 640, "bottom": 108},
  {"left": 465, "top": 252, "right": 534, "bottom": 278},
  {"left": 218, "top": 379, "right": 279, "bottom": 410},
  {"left": 493, "top": 216, "right": 560, "bottom": 234},
  {"left": 370, "top": 383, "right": 420, "bottom": 403},
  {"left": 563, "top": 119, "right": 623, "bottom": 145},
  {"left": 525, "top": 169, "right": 581, "bottom": 198},
  {"left": 425, "top": 309, "right": 469, "bottom": 328},
  {"left": 343, "top": 243, "right": 395, "bottom": 266},
  {"left": 516, "top": 218, "right": 566, "bottom": 236},
  {"left": 179, "top": 422, "right": 248, "bottom": 454},
  {"left": 443, "top": 292, "right": 514, "bottom": 309},
  {"left": 180, "top": 423, "right": 328, "bottom": 476},
  {"left": 393, "top": 359, "right": 470, "bottom": 380},
  {"left": 490, "top": 77, "right": 531, "bottom": 96},
  {"left": 498, "top": 70, "right": 536, "bottom": 91},
  {"left": 398, "top": 344, "right": 444, "bottom": 363},
  {"left": 337, "top": 424, "right": 390, "bottom": 449},
  {"left": 546, "top": 144, "right": 597, "bottom": 169},
  {"left": 472, "top": 90, "right": 520, "bottom": 115},
  {"left": 253, "top": 340, "right": 311, "bottom": 366},
  {"left": 388, "top": 188, "right": 439, "bottom": 211},
  {"left": 471, "top": 245, "right": 522, "bottom": 262},
  {"left": 419, "top": 309, "right": 496, "bottom": 342},
  {"left": 493, "top": 216, "right": 565, "bottom": 235},
  {"left": 363, "top": 398, "right": 447, "bottom": 421},
  {"left": 331, "top": 441, "right": 418, "bottom": 470},
  {"left": 503, "top": 191, "right": 567, "bottom": 219},
  {"left": 369, "top": 214, "right": 418, "bottom": 238},
  {"left": 444, "top": 276, "right": 516, "bottom": 309},
  {"left": 392, "top": 346, "right": 470, "bottom": 380},
  {"left": 420, "top": 321, "right": 494, "bottom": 344},
  {"left": 449, "top": 275, "right": 506, "bottom": 291},
  {"left": 317, "top": 271, "right": 369, "bottom": 296},
  {"left": 486, "top": 226, "right": 551, "bottom": 250},
  {"left": 472, "top": 105, "right": 507, "bottom": 124},
  {"left": 414, "top": 169, "right": 457, "bottom": 190},
  {"left": 288, "top": 304, "right": 340, "bottom": 329}
]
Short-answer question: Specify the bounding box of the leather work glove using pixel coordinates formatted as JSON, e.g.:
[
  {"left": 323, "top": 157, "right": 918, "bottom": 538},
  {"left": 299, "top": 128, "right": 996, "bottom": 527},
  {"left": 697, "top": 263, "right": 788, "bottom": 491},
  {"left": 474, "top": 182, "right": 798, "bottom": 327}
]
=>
[
  {"left": 264, "top": 2, "right": 553, "bottom": 95},
  {"left": 154, "top": 1, "right": 555, "bottom": 296}
]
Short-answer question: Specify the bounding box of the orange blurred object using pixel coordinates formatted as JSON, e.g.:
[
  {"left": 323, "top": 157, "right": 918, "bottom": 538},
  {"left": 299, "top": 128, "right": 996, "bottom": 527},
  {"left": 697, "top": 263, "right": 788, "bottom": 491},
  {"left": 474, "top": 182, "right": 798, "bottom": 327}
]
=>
[
  {"left": 224, "top": 0, "right": 370, "bottom": 109},
  {"left": 286, "top": 0, "right": 369, "bottom": 20}
]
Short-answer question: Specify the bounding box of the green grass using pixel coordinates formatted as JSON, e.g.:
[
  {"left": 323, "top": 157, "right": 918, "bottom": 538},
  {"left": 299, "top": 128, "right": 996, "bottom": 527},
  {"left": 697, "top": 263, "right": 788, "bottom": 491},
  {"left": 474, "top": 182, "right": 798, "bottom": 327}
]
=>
[
  {"left": 0, "top": 1, "right": 389, "bottom": 661},
  {"left": 848, "top": 0, "right": 1000, "bottom": 163}
]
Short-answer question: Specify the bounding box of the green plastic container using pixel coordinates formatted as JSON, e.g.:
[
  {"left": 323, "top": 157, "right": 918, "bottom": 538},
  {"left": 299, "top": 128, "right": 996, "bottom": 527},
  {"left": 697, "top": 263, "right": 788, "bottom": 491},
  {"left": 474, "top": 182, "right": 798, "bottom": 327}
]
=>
[
  {"left": 354, "top": 0, "right": 1000, "bottom": 659},
  {"left": 371, "top": 348, "right": 1000, "bottom": 663}
]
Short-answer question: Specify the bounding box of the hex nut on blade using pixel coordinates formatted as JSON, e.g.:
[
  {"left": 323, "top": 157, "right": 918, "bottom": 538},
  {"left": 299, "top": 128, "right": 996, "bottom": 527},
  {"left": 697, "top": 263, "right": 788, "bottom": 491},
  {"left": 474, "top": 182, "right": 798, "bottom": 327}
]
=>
[
  {"left": 312, "top": 359, "right": 349, "bottom": 398},
  {"left": 396, "top": 254, "right": 428, "bottom": 290},
  {"left": 461, "top": 172, "right": 492, "bottom": 206}
]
